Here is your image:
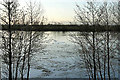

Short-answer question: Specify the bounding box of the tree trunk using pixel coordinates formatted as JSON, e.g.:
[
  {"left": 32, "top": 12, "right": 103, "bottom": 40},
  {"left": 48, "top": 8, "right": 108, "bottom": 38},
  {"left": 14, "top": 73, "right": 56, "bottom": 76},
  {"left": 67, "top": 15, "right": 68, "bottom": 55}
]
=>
[
  {"left": 27, "top": 31, "right": 32, "bottom": 80},
  {"left": 93, "top": 31, "right": 96, "bottom": 80},
  {"left": 104, "top": 36, "right": 106, "bottom": 80},
  {"left": 8, "top": 2, "right": 12, "bottom": 80},
  {"left": 21, "top": 53, "right": 26, "bottom": 80},
  {"left": 15, "top": 61, "right": 19, "bottom": 80},
  {"left": 107, "top": 31, "right": 110, "bottom": 80},
  {"left": 97, "top": 50, "right": 103, "bottom": 80}
]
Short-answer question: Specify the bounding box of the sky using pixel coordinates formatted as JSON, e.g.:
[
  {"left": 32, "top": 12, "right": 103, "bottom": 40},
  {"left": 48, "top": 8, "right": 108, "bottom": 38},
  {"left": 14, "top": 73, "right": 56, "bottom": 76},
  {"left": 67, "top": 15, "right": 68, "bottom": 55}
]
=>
[
  {"left": 0, "top": 0, "right": 119, "bottom": 22},
  {"left": 41, "top": 0, "right": 77, "bottom": 22},
  {"left": 18, "top": 0, "right": 83, "bottom": 23}
]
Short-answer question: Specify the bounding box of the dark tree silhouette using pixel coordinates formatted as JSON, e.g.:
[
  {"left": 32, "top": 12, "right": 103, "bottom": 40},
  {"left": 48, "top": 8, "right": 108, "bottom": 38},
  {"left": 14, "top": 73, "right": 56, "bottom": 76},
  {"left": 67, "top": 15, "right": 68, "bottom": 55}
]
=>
[
  {"left": 0, "top": 0, "right": 47, "bottom": 80},
  {"left": 71, "top": 1, "right": 119, "bottom": 80},
  {"left": 0, "top": 0, "right": 19, "bottom": 79}
]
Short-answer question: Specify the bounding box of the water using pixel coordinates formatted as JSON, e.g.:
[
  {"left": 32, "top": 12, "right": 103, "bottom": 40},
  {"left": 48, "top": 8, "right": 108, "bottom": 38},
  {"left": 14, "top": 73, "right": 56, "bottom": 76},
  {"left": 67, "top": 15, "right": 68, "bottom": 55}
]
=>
[
  {"left": 0, "top": 31, "right": 120, "bottom": 79},
  {"left": 28, "top": 32, "right": 119, "bottom": 78},
  {"left": 30, "top": 32, "right": 86, "bottom": 78}
]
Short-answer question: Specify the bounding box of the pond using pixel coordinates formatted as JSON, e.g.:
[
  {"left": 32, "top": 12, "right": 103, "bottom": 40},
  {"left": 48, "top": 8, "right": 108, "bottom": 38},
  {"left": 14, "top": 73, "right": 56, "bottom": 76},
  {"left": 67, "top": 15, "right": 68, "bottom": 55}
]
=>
[
  {"left": 0, "top": 31, "right": 120, "bottom": 79},
  {"left": 29, "top": 32, "right": 86, "bottom": 78}
]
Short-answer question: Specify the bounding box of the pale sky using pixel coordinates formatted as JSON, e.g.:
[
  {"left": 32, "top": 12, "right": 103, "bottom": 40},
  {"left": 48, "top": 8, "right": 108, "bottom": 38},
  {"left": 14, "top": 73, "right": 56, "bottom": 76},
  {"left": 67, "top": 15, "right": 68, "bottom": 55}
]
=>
[
  {"left": 0, "top": 0, "right": 119, "bottom": 22},
  {"left": 18, "top": 0, "right": 83, "bottom": 22},
  {"left": 37, "top": 0, "right": 118, "bottom": 22}
]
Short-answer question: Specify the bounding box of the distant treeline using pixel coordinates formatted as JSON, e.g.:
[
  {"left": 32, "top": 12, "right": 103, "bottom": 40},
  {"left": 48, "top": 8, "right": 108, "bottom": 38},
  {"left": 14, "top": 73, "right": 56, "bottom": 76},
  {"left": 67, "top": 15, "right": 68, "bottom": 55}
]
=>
[{"left": 1, "top": 25, "right": 120, "bottom": 32}]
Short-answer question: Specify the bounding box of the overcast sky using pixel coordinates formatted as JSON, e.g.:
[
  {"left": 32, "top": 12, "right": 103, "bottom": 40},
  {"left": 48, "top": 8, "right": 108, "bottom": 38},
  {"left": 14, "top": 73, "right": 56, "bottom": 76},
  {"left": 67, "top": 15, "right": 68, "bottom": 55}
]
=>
[
  {"left": 18, "top": 0, "right": 83, "bottom": 22},
  {"left": 0, "top": 0, "right": 119, "bottom": 22}
]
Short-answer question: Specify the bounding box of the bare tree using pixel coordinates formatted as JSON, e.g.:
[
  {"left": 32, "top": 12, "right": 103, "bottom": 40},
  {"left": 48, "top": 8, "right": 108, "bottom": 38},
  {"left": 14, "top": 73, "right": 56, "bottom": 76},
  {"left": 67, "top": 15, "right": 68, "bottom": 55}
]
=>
[
  {"left": 0, "top": 0, "right": 47, "bottom": 80},
  {"left": 71, "top": 1, "right": 119, "bottom": 80},
  {"left": 0, "top": 0, "right": 19, "bottom": 80},
  {"left": 23, "top": 1, "right": 46, "bottom": 80},
  {"left": 25, "top": 1, "right": 45, "bottom": 25},
  {"left": 74, "top": 1, "right": 101, "bottom": 79},
  {"left": 112, "top": 1, "right": 120, "bottom": 79}
]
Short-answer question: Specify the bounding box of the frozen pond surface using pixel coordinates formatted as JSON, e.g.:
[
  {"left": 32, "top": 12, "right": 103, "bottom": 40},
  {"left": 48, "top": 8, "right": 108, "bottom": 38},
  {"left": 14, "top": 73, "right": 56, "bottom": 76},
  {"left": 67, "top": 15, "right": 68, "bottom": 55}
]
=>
[
  {"left": 28, "top": 32, "right": 87, "bottom": 78},
  {"left": 26, "top": 32, "right": 119, "bottom": 78},
  {"left": 0, "top": 31, "right": 119, "bottom": 79}
]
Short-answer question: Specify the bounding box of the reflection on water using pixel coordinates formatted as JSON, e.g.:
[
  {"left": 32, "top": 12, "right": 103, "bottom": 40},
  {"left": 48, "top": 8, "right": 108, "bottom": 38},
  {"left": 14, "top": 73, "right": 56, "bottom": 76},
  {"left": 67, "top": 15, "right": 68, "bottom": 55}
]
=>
[{"left": 0, "top": 31, "right": 120, "bottom": 79}]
